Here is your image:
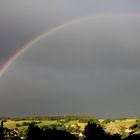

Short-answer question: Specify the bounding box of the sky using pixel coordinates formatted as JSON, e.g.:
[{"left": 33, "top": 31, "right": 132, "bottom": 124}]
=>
[{"left": 0, "top": 0, "right": 140, "bottom": 118}]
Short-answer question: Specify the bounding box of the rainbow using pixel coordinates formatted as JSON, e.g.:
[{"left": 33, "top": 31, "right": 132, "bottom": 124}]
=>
[{"left": 0, "top": 14, "right": 138, "bottom": 77}]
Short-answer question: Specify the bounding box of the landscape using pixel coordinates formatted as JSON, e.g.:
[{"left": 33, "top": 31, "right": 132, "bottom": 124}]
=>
[
  {"left": 1, "top": 1, "right": 140, "bottom": 140},
  {"left": 0, "top": 115, "right": 140, "bottom": 140}
]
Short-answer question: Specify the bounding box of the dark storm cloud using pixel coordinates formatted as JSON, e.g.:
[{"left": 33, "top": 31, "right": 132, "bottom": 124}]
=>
[
  {"left": 0, "top": 0, "right": 140, "bottom": 65},
  {"left": 0, "top": 15, "right": 140, "bottom": 118}
]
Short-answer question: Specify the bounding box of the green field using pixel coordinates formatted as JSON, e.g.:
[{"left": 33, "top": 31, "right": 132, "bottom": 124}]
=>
[
  {"left": 3, "top": 118, "right": 136, "bottom": 132},
  {"left": 2, "top": 118, "right": 139, "bottom": 139},
  {"left": 1, "top": 118, "right": 139, "bottom": 139}
]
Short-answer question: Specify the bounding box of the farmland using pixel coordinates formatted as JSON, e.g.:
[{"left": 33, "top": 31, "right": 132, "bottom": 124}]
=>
[
  {"left": 3, "top": 118, "right": 137, "bottom": 135},
  {"left": 1, "top": 116, "right": 140, "bottom": 139}
]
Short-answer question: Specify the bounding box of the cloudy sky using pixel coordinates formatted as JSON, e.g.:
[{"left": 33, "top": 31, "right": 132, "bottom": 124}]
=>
[{"left": 0, "top": 0, "right": 140, "bottom": 118}]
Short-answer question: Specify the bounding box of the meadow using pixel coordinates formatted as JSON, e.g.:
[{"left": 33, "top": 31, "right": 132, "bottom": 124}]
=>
[{"left": 3, "top": 118, "right": 137, "bottom": 135}]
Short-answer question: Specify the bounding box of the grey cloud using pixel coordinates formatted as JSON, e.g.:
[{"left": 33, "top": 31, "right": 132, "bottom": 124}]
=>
[
  {"left": 0, "top": 15, "right": 140, "bottom": 118},
  {"left": 0, "top": 0, "right": 140, "bottom": 65}
]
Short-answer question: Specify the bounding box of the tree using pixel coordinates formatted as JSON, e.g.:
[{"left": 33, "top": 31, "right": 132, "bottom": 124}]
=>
[
  {"left": 0, "top": 121, "right": 5, "bottom": 140},
  {"left": 103, "top": 118, "right": 112, "bottom": 124},
  {"left": 0, "top": 121, "right": 4, "bottom": 140},
  {"left": 26, "top": 123, "right": 41, "bottom": 140},
  {"left": 83, "top": 121, "right": 108, "bottom": 140}
]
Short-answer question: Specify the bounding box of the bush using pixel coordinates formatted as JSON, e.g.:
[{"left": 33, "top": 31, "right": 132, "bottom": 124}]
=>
[
  {"left": 130, "top": 120, "right": 140, "bottom": 131},
  {"left": 16, "top": 124, "right": 21, "bottom": 127},
  {"left": 103, "top": 119, "right": 112, "bottom": 124},
  {"left": 22, "top": 122, "right": 30, "bottom": 126}
]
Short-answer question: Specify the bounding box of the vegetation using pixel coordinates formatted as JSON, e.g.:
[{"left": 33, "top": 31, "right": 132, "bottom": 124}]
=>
[
  {"left": 130, "top": 119, "right": 140, "bottom": 131},
  {"left": 0, "top": 116, "right": 139, "bottom": 140}
]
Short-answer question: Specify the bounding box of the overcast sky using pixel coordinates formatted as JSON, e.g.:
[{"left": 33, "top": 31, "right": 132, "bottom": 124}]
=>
[
  {"left": 0, "top": 0, "right": 140, "bottom": 118},
  {"left": 0, "top": 0, "right": 140, "bottom": 65}
]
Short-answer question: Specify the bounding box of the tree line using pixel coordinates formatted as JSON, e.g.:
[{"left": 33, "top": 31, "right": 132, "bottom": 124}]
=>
[{"left": 0, "top": 115, "right": 99, "bottom": 122}]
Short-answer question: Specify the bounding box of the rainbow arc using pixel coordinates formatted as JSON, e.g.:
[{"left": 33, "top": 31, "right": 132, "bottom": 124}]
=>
[{"left": 0, "top": 14, "right": 138, "bottom": 77}]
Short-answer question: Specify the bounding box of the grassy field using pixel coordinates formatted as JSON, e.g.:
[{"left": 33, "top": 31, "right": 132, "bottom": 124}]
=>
[
  {"left": 4, "top": 120, "right": 56, "bottom": 128},
  {"left": 1, "top": 118, "right": 138, "bottom": 139},
  {"left": 105, "top": 119, "right": 136, "bottom": 134},
  {"left": 3, "top": 119, "right": 136, "bottom": 131}
]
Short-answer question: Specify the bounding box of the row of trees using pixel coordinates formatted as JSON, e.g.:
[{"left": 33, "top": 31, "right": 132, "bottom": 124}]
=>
[
  {"left": 1, "top": 115, "right": 112, "bottom": 122},
  {"left": 24, "top": 115, "right": 95, "bottom": 122}
]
